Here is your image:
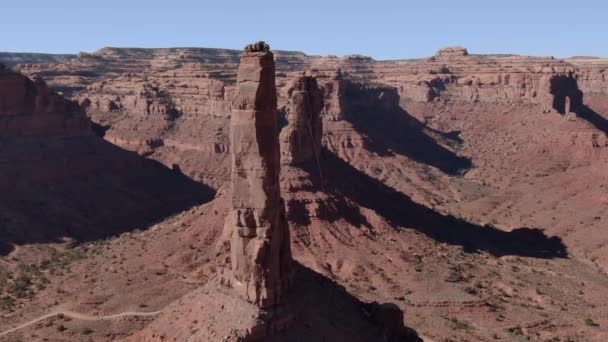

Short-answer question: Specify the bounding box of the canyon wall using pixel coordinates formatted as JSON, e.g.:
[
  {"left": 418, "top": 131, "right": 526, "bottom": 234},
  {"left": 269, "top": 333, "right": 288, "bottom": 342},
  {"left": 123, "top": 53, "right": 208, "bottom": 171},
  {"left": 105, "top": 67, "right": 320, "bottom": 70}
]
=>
[
  {"left": 10, "top": 45, "right": 607, "bottom": 113},
  {"left": 0, "top": 67, "right": 213, "bottom": 250},
  {"left": 0, "top": 66, "right": 90, "bottom": 136},
  {"left": 4, "top": 45, "right": 608, "bottom": 189}
]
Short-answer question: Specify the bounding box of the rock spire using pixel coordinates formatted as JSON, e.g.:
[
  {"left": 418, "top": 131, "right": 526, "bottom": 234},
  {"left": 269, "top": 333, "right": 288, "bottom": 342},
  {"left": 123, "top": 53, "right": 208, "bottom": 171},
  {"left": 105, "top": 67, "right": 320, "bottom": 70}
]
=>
[{"left": 225, "top": 41, "right": 292, "bottom": 308}]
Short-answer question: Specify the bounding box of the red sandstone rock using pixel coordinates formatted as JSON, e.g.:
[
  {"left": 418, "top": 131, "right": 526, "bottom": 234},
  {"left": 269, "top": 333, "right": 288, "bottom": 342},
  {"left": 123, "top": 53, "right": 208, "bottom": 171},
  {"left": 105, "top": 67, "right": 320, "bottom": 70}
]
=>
[
  {"left": 279, "top": 75, "right": 323, "bottom": 166},
  {"left": 434, "top": 46, "right": 469, "bottom": 58},
  {"left": 3, "top": 45, "right": 608, "bottom": 342},
  {"left": 11, "top": 46, "right": 608, "bottom": 189},
  {"left": 317, "top": 69, "right": 350, "bottom": 121},
  {"left": 224, "top": 42, "right": 292, "bottom": 308},
  {"left": 0, "top": 69, "right": 90, "bottom": 136}
]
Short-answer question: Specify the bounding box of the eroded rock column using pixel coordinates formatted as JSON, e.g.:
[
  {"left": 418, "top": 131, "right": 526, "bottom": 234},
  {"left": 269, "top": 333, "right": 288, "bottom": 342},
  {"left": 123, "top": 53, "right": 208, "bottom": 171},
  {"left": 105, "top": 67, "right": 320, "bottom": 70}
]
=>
[
  {"left": 280, "top": 75, "right": 323, "bottom": 166},
  {"left": 226, "top": 41, "right": 292, "bottom": 308}
]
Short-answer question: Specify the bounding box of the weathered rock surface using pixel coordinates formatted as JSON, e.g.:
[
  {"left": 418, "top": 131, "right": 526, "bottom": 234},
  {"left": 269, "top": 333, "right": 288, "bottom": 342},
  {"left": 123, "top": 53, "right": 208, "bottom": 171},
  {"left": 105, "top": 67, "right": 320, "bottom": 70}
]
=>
[
  {"left": 433, "top": 46, "right": 469, "bottom": 58},
  {"left": 0, "top": 70, "right": 214, "bottom": 257},
  {"left": 4, "top": 45, "right": 608, "bottom": 342},
  {"left": 74, "top": 70, "right": 233, "bottom": 187},
  {"left": 10, "top": 46, "right": 607, "bottom": 190},
  {"left": 279, "top": 75, "right": 323, "bottom": 166},
  {"left": 0, "top": 68, "right": 90, "bottom": 136},
  {"left": 223, "top": 42, "right": 292, "bottom": 308}
]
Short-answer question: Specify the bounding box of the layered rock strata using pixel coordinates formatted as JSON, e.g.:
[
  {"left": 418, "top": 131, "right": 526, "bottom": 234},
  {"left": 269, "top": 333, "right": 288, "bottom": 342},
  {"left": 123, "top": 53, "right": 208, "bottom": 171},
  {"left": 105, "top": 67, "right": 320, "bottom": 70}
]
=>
[
  {"left": 224, "top": 41, "right": 292, "bottom": 308},
  {"left": 0, "top": 68, "right": 90, "bottom": 136},
  {"left": 10, "top": 46, "right": 607, "bottom": 189}
]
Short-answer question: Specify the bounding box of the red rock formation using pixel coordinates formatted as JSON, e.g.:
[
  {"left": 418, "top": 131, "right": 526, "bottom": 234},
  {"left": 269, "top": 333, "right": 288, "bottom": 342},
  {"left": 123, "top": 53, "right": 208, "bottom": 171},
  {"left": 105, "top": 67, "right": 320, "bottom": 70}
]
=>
[
  {"left": 317, "top": 69, "right": 349, "bottom": 121},
  {"left": 433, "top": 46, "right": 469, "bottom": 58},
  {"left": 0, "top": 69, "right": 89, "bottom": 136},
  {"left": 279, "top": 75, "right": 323, "bottom": 166},
  {"left": 566, "top": 57, "right": 608, "bottom": 97},
  {"left": 224, "top": 41, "right": 292, "bottom": 308},
  {"left": 10, "top": 46, "right": 606, "bottom": 191},
  {"left": 0, "top": 69, "right": 214, "bottom": 263}
]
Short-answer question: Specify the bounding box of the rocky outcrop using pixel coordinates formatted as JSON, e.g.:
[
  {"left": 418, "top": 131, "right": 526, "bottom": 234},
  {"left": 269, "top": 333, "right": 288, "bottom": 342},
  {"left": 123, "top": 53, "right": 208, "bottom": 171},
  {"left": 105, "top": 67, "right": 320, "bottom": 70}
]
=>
[
  {"left": 565, "top": 57, "right": 608, "bottom": 96},
  {"left": 0, "top": 68, "right": 90, "bottom": 136},
  {"left": 80, "top": 81, "right": 180, "bottom": 153},
  {"left": 279, "top": 75, "right": 323, "bottom": 166},
  {"left": 223, "top": 41, "right": 292, "bottom": 308},
  {"left": 316, "top": 69, "right": 350, "bottom": 121},
  {"left": 433, "top": 46, "right": 469, "bottom": 58}
]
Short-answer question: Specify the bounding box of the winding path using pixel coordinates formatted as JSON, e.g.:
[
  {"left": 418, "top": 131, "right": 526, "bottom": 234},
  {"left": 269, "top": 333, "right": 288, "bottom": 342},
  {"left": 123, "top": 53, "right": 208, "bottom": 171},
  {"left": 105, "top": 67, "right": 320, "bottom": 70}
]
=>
[{"left": 0, "top": 306, "right": 161, "bottom": 337}]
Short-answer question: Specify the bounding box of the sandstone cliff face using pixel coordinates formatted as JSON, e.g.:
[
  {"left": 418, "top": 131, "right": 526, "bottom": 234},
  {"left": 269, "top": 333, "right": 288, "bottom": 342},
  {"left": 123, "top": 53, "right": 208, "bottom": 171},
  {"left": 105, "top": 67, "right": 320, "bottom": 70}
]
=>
[
  {"left": 0, "top": 70, "right": 214, "bottom": 258},
  {"left": 80, "top": 79, "right": 180, "bottom": 152},
  {"left": 382, "top": 49, "right": 586, "bottom": 115},
  {"left": 566, "top": 57, "right": 608, "bottom": 96},
  {"left": 0, "top": 69, "right": 90, "bottom": 136},
  {"left": 225, "top": 42, "right": 292, "bottom": 308},
  {"left": 279, "top": 75, "right": 323, "bottom": 166},
  {"left": 10, "top": 46, "right": 607, "bottom": 185},
  {"left": 73, "top": 71, "right": 233, "bottom": 187},
  {"left": 12, "top": 45, "right": 608, "bottom": 112}
]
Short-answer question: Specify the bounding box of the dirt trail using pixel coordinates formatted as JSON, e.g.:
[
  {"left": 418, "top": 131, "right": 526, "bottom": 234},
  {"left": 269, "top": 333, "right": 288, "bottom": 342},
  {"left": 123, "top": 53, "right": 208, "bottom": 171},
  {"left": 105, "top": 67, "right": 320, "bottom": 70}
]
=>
[{"left": 0, "top": 306, "right": 161, "bottom": 338}]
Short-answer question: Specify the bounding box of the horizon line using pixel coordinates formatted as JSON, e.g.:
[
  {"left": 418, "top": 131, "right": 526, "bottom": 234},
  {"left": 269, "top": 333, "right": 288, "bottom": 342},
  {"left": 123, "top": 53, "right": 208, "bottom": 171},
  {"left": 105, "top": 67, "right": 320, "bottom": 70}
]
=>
[{"left": 1, "top": 45, "right": 607, "bottom": 62}]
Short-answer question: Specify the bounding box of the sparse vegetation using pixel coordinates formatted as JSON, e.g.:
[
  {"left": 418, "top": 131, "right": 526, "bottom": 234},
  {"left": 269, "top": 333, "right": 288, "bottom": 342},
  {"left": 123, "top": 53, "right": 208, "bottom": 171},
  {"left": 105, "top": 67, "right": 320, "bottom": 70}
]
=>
[
  {"left": 585, "top": 317, "right": 600, "bottom": 327},
  {"left": 0, "top": 239, "right": 110, "bottom": 310},
  {"left": 81, "top": 327, "right": 94, "bottom": 335},
  {"left": 446, "top": 317, "right": 473, "bottom": 331}
]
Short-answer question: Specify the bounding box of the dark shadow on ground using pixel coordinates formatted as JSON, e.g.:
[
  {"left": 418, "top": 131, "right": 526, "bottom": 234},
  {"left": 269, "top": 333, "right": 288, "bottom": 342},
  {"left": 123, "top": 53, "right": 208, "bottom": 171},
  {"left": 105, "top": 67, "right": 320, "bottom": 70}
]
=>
[
  {"left": 0, "top": 135, "right": 215, "bottom": 256},
  {"left": 341, "top": 82, "right": 471, "bottom": 175},
  {"left": 268, "top": 262, "right": 422, "bottom": 342},
  {"left": 312, "top": 148, "right": 567, "bottom": 259},
  {"left": 287, "top": 193, "right": 373, "bottom": 230},
  {"left": 282, "top": 161, "right": 374, "bottom": 230},
  {"left": 575, "top": 104, "right": 608, "bottom": 135}
]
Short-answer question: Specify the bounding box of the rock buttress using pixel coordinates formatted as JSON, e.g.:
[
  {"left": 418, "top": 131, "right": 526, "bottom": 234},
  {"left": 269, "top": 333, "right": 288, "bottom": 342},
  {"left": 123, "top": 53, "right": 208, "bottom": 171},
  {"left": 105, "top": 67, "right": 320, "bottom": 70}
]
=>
[{"left": 280, "top": 75, "right": 323, "bottom": 166}]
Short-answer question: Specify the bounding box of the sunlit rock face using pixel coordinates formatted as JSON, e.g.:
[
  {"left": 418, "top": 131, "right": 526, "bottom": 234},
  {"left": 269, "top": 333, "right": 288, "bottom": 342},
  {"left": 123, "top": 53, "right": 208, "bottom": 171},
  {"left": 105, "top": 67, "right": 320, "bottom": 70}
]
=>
[{"left": 225, "top": 41, "right": 293, "bottom": 308}]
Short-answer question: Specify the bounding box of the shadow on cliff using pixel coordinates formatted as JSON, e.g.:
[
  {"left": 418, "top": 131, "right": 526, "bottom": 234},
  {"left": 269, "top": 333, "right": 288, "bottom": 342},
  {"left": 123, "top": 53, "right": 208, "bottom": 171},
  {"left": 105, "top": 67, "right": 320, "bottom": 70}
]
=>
[
  {"left": 269, "top": 262, "right": 422, "bottom": 342},
  {"left": 342, "top": 83, "right": 471, "bottom": 175},
  {"left": 317, "top": 149, "right": 567, "bottom": 259},
  {"left": 0, "top": 136, "right": 215, "bottom": 256},
  {"left": 575, "top": 104, "right": 608, "bottom": 135}
]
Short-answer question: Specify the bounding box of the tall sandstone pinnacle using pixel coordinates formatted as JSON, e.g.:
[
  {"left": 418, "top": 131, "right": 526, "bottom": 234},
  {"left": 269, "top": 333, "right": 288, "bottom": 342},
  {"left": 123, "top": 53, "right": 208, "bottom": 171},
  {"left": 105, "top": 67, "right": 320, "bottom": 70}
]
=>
[{"left": 226, "top": 41, "right": 292, "bottom": 308}]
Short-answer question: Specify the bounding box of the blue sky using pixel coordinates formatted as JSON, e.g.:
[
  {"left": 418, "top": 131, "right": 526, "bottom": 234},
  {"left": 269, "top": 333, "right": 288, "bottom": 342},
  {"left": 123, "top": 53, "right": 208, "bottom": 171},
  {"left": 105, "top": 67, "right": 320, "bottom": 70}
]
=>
[{"left": 2, "top": 0, "right": 606, "bottom": 60}]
